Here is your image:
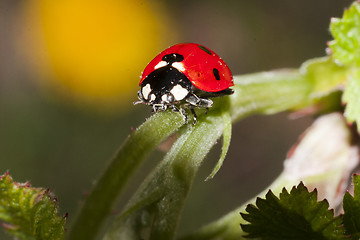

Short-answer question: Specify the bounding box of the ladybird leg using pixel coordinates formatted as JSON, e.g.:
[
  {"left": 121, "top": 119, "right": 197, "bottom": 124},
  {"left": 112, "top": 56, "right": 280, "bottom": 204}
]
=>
[
  {"left": 169, "top": 105, "right": 187, "bottom": 124},
  {"left": 197, "top": 98, "right": 213, "bottom": 108},
  {"left": 152, "top": 104, "right": 167, "bottom": 112},
  {"left": 205, "top": 108, "right": 209, "bottom": 115},
  {"left": 161, "top": 104, "right": 167, "bottom": 111},
  {"left": 171, "top": 105, "right": 179, "bottom": 112},
  {"left": 138, "top": 90, "right": 144, "bottom": 100},
  {"left": 186, "top": 93, "right": 213, "bottom": 108},
  {"left": 152, "top": 105, "right": 157, "bottom": 112},
  {"left": 186, "top": 98, "right": 213, "bottom": 109},
  {"left": 180, "top": 107, "right": 188, "bottom": 124},
  {"left": 133, "top": 91, "right": 145, "bottom": 105},
  {"left": 191, "top": 109, "right": 197, "bottom": 125},
  {"left": 185, "top": 93, "right": 200, "bottom": 105}
]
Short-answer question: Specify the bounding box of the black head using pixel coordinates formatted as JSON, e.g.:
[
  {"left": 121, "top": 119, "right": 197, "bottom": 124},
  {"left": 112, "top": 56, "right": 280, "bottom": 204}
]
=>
[{"left": 138, "top": 64, "right": 192, "bottom": 109}]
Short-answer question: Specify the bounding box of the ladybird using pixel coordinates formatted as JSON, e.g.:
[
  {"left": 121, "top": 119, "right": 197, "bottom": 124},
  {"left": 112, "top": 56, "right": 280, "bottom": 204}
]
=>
[{"left": 134, "top": 43, "right": 234, "bottom": 124}]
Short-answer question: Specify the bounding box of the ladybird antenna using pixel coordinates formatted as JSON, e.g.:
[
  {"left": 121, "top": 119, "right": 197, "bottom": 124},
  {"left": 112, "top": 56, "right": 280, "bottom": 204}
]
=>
[{"left": 133, "top": 100, "right": 143, "bottom": 105}]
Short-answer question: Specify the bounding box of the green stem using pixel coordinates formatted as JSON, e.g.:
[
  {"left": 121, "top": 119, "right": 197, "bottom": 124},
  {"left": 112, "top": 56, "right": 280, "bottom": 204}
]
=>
[
  {"left": 230, "top": 69, "right": 311, "bottom": 121},
  {"left": 67, "top": 112, "right": 184, "bottom": 240}
]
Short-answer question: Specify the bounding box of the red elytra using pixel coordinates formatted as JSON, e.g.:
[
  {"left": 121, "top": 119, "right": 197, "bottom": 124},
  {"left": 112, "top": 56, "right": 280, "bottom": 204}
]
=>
[{"left": 140, "top": 43, "right": 233, "bottom": 93}]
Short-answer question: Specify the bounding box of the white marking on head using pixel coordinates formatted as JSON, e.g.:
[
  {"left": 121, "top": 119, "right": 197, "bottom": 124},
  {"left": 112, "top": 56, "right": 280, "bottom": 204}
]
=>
[
  {"left": 170, "top": 85, "right": 189, "bottom": 101},
  {"left": 150, "top": 93, "right": 156, "bottom": 102},
  {"left": 161, "top": 94, "right": 168, "bottom": 103},
  {"left": 142, "top": 83, "right": 152, "bottom": 100},
  {"left": 172, "top": 62, "right": 185, "bottom": 72},
  {"left": 154, "top": 61, "right": 167, "bottom": 69}
]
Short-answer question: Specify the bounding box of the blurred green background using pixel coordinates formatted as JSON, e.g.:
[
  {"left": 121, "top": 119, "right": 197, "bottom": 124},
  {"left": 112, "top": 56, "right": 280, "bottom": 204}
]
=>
[{"left": 0, "top": 0, "right": 352, "bottom": 239}]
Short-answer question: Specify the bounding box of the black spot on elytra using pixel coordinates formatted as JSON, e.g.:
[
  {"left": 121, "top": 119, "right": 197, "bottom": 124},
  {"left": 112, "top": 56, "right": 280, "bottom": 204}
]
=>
[
  {"left": 162, "top": 53, "right": 184, "bottom": 64},
  {"left": 198, "top": 45, "right": 212, "bottom": 55},
  {"left": 213, "top": 68, "right": 220, "bottom": 80}
]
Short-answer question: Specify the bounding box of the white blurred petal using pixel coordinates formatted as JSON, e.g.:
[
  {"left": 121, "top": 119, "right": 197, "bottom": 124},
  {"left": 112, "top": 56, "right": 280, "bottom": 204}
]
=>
[{"left": 283, "top": 113, "right": 359, "bottom": 208}]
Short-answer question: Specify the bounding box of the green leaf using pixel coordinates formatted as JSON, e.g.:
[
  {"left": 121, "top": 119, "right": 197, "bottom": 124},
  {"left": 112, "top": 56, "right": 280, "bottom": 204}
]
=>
[
  {"left": 104, "top": 98, "right": 232, "bottom": 240},
  {"left": 328, "top": 1, "right": 360, "bottom": 66},
  {"left": 300, "top": 57, "right": 347, "bottom": 98},
  {"left": 299, "top": 57, "right": 347, "bottom": 116},
  {"left": 0, "top": 173, "right": 66, "bottom": 240},
  {"left": 205, "top": 111, "right": 232, "bottom": 181},
  {"left": 240, "top": 183, "right": 345, "bottom": 240},
  {"left": 342, "top": 69, "right": 360, "bottom": 127},
  {"left": 68, "top": 111, "right": 184, "bottom": 240},
  {"left": 328, "top": 1, "right": 360, "bottom": 130},
  {"left": 343, "top": 174, "right": 360, "bottom": 239}
]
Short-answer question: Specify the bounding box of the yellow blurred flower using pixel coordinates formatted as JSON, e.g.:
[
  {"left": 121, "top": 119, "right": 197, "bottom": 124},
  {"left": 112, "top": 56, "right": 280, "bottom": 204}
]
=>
[{"left": 19, "top": 0, "right": 174, "bottom": 110}]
